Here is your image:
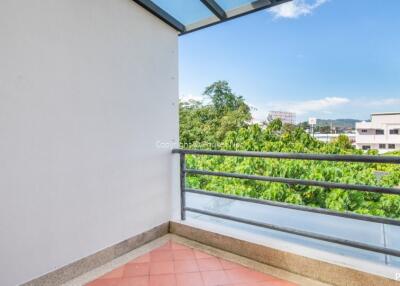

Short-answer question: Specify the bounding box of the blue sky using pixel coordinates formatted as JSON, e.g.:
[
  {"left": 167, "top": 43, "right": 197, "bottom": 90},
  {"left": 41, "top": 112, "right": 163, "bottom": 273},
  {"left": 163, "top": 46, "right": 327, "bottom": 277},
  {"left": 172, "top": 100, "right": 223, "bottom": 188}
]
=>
[{"left": 179, "top": 0, "right": 400, "bottom": 122}]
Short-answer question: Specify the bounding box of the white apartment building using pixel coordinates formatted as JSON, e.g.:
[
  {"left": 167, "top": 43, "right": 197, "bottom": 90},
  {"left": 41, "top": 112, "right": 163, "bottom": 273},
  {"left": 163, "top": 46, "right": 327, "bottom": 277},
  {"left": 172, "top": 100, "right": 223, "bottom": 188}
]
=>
[
  {"left": 355, "top": 112, "right": 400, "bottom": 153},
  {"left": 268, "top": 111, "right": 296, "bottom": 124}
]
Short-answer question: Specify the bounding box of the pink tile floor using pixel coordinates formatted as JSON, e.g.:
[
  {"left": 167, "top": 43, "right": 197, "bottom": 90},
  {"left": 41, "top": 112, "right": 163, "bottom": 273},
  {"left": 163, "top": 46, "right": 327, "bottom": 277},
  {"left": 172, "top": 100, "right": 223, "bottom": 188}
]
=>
[{"left": 86, "top": 240, "right": 297, "bottom": 286}]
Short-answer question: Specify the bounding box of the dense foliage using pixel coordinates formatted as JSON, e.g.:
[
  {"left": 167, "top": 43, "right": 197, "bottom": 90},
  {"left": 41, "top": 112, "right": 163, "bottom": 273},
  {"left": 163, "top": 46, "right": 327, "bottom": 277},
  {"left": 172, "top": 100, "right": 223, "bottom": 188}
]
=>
[
  {"left": 180, "top": 81, "right": 252, "bottom": 148},
  {"left": 180, "top": 81, "right": 400, "bottom": 219}
]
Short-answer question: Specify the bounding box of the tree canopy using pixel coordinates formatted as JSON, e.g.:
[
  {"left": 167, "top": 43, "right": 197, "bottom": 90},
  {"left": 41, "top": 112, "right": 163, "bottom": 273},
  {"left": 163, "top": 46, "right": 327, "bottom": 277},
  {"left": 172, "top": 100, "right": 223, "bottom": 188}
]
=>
[
  {"left": 179, "top": 81, "right": 400, "bottom": 219},
  {"left": 180, "top": 80, "right": 251, "bottom": 148}
]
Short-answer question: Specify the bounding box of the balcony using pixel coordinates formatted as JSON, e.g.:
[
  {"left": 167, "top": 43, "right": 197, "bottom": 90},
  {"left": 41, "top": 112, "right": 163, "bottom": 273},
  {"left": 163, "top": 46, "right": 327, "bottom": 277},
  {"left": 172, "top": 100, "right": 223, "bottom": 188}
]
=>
[
  {"left": 173, "top": 149, "right": 400, "bottom": 266},
  {"left": 12, "top": 148, "right": 399, "bottom": 286},
  {"left": 3, "top": 1, "right": 400, "bottom": 286},
  {"left": 51, "top": 149, "right": 400, "bottom": 286},
  {"left": 81, "top": 238, "right": 303, "bottom": 286}
]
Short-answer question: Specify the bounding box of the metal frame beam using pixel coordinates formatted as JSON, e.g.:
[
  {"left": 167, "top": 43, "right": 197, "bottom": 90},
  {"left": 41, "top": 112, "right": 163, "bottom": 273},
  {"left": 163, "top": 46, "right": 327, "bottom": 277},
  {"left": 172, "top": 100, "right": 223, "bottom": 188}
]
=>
[
  {"left": 200, "top": 0, "right": 227, "bottom": 20},
  {"left": 132, "top": 0, "right": 186, "bottom": 33},
  {"left": 181, "top": 0, "right": 293, "bottom": 35},
  {"left": 132, "top": 0, "right": 294, "bottom": 35}
]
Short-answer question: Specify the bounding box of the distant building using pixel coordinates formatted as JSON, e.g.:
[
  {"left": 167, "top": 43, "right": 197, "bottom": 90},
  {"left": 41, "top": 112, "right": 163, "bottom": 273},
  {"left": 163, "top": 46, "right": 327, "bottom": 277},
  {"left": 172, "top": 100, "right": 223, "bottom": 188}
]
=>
[
  {"left": 268, "top": 111, "right": 296, "bottom": 125},
  {"left": 314, "top": 133, "right": 356, "bottom": 144},
  {"left": 355, "top": 112, "right": 400, "bottom": 153}
]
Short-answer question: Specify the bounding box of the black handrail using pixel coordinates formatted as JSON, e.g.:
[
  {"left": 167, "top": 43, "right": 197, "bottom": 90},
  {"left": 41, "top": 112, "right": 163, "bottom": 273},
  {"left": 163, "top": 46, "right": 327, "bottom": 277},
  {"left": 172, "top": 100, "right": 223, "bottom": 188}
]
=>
[
  {"left": 185, "top": 169, "right": 400, "bottom": 195},
  {"left": 173, "top": 148, "right": 400, "bottom": 258},
  {"left": 172, "top": 149, "right": 400, "bottom": 164}
]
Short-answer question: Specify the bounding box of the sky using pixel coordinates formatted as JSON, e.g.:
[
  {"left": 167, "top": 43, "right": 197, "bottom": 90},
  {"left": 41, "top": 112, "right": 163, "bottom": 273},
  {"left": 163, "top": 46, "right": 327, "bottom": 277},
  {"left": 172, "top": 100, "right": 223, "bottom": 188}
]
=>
[{"left": 178, "top": 0, "right": 400, "bottom": 123}]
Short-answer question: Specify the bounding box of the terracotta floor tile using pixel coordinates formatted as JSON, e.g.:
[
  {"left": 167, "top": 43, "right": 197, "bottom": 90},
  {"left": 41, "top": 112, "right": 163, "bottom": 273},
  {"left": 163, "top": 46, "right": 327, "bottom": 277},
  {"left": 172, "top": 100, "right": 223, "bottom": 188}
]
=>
[
  {"left": 149, "top": 261, "right": 174, "bottom": 275},
  {"left": 86, "top": 241, "right": 297, "bottom": 286},
  {"left": 123, "top": 263, "right": 150, "bottom": 277},
  {"left": 176, "top": 272, "right": 205, "bottom": 286},
  {"left": 194, "top": 250, "right": 216, "bottom": 260},
  {"left": 197, "top": 257, "right": 223, "bottom": 271},
  {"left": 149, "top": 274, "right": 176, "bottom": 286},
  {"left": 174, "top": 259, "right": 199, "bottom": 273},
  {"left": 150, "top": 250, "right": 174, "bottom": 262},
  {"left": 173, "top": 249, "right": 195, "bottom": 260},
  {"left": 201, "top": 270, "right": 230, "bottom": 286},
  {"left": 219, "top": 259, "right": 242, "bottom": 270},
  {"left": 117, "top": 276, "right": 149, "bottom": 286},
  {"left": 247, "top": 270, "right": 274, "bottom": 282},
  {"left": 225, "top": 268, "right": 267, "bottom": 284},
  {"left": 100, "top": 266, "right": 125, "bottom": 279}
]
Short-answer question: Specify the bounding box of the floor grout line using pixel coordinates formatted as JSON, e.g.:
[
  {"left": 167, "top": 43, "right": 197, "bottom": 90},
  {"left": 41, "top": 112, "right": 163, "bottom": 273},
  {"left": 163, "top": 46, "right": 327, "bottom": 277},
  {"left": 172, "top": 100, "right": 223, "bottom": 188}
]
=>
[
  {"left": 168, "top": 234, "right": 332, "bottom": 286},
  {"left": 62, "top": 235, "right": 172, "bottom": 286},
  {"left": 63, "top": 233, "right": 331, "bottom": 286}
]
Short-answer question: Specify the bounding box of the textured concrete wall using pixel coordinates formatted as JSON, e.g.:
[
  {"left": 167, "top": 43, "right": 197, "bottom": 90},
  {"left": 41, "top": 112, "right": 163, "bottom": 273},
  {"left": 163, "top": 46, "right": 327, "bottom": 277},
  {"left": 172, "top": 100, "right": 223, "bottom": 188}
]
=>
[{"left": 0, "top": 1, "right": 178, "bottom": 285}]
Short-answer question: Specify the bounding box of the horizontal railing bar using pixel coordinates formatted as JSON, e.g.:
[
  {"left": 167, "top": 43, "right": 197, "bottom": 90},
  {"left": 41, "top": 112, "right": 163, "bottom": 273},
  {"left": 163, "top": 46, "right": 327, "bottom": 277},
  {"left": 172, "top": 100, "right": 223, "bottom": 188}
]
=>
[
  {"left": 185, "top": 188, "right": 400, "bottom": 226},
  {"left": 185, "top": 169, "right": 400, "bottom": 195},
  {"left": 172, "top": 149, "right": 400, "bottom": 164},
  {"left": 185, "top": 207, "right": 400, "bottom": 257}
]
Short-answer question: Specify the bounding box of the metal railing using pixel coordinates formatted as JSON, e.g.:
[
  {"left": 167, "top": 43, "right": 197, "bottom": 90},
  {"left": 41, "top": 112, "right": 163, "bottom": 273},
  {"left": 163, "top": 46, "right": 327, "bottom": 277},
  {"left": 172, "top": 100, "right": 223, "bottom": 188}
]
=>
[{"left": 172, "top": 149, "right": 400, "bottom": 257}]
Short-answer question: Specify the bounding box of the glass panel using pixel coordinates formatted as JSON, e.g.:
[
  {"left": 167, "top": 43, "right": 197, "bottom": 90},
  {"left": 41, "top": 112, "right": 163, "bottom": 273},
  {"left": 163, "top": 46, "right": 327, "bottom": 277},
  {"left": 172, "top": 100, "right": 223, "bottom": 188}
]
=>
[
  {"left": 186, "top": 192, "right": 398, "bottom": 266},
  {"left": 152, "top": 0, "right": 214, "bottom": 25},
  {"left": 215, "top": 0, "right": 254, "bottom": 11}
]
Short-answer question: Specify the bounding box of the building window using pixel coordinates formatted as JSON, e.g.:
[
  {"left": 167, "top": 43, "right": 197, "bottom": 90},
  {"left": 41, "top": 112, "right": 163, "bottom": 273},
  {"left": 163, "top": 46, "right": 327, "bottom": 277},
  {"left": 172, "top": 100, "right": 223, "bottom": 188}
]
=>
[
  {"left": 388, "top": 144, "right": 396, "bottom": 149},
  {"left": 362, "top": 145, "right": 371, "bottom": 150},
  {"left": 379, "top": 144, "right": 386, "bottom": 149},
  {"left": 376, "top": 129, "right": 384, "bottom": 135},
  {"left": 361, "top": 129, "right": 368, "bottom": 133},
  {"left": 390, "top": 129, "right": 399, "bottom": 135}
]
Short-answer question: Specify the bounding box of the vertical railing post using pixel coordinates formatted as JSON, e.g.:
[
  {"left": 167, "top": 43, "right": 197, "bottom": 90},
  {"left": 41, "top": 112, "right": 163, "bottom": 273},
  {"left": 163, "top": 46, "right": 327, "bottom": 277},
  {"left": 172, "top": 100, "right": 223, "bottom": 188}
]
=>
[
  {"left": 180, "top": 153, "right": 186, "bottom": 220},
  {"left": 382, "top": 223, "right": 388, "bottom": 265}
]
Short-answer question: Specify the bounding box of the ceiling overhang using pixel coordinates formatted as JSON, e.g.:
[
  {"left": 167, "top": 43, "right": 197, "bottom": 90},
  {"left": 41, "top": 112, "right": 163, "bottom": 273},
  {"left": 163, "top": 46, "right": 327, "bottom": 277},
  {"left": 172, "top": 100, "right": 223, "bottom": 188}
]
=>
[{"left": 133, "top": 0, "right": 293, "bottom": 35}]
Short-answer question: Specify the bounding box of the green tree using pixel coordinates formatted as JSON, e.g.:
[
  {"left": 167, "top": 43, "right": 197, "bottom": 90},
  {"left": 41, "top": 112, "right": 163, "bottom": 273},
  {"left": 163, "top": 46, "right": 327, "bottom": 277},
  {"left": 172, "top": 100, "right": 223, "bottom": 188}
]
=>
[
  {"left": 180, "top": 82, "right": 400, "bottom": 219},
  {"left": 203, "top": 81, "right": 247, "bottom": 113},
  {"left": 179, "top": 81, "right": 251, "bottom": 147},
  {"left": 332, "top": 134, "right": 353, "bottom": 149}
]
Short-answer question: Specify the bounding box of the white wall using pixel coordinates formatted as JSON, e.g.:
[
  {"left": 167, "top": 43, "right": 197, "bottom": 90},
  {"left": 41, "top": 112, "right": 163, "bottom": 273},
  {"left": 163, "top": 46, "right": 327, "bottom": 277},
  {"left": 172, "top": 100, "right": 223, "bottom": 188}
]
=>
[
  {"left": 371, "top": 114, "right": 400, "bottom": 124},
  {"left": 0, "top": 1, "right": 178, "bottom": 285}
]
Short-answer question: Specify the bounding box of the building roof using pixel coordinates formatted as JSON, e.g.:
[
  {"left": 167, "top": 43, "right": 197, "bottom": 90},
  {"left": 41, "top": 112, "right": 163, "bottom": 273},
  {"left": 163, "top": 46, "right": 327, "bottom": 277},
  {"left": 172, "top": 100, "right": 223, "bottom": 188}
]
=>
[
  {"left": 133, "top": 0, "right": 292, "bottom": 35},
  {"left": 371, "top": 112, "right": 400, "bottom": 116}
]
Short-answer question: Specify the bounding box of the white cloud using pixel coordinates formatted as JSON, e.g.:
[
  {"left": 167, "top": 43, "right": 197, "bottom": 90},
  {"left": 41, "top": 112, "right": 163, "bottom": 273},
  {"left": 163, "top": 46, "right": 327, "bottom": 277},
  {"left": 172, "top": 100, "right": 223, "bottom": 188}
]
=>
[
  {"left": 251, "top": 96, "right": 350, "bottom": 122},
  {"left": 269, "top": 0, "right": 328, "bottom": 19},
  {"left": 288, "top": 97, "right": 350, "bottom": 114},
  {"left": 367, "top": 98, "right": 400, "bottom": 106},
  {"left": 179, "top": 94, "right": 204, "bottom": 102}
]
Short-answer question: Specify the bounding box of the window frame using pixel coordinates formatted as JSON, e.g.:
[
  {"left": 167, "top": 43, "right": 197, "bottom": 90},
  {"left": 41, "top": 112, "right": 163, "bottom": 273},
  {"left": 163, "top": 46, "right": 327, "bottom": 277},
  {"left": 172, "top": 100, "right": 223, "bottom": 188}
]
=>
[{"left": 362, "top": 145, "right": 371, "bottom": 150}]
